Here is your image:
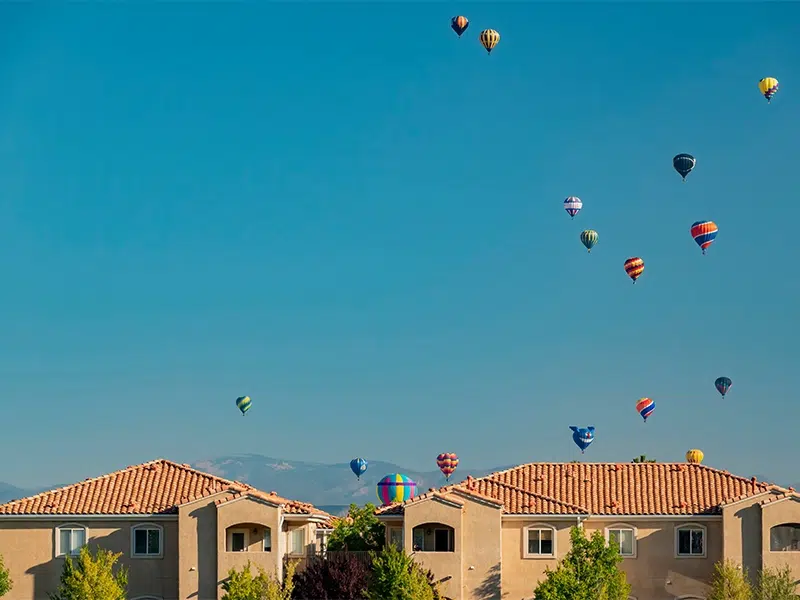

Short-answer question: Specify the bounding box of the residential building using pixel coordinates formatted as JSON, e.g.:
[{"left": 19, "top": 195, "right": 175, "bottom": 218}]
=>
[
  {"left": 376, "top": 461, "right": 800, "bottom": 600},
  {"left": 0, "top": 459, "right": 334, "bottom": 600}
]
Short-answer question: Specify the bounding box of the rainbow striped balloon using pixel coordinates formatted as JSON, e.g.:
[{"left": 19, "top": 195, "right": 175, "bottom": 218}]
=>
[
  {"left": 636, "top": 397, "right": 655, "bottom": 422},
  {"left": 376, "top": 473, "right": 416, "bottom": 505},
  {"left": 690, "top": 220, "right": 718, "bottom": 254}
]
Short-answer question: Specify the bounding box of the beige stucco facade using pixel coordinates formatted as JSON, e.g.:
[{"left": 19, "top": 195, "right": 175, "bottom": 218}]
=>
[
  {"left": 379, "top": 488, "right": 800, "bottom": 600},
  {"left": 0, "top": 492, "right": 330, "bottom": 600}
]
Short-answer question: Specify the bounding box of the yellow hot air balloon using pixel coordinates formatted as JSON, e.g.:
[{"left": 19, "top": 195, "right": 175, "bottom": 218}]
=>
[
  {"left": 686, "top": 449, "right": 704, "bottom": 464},
  {"left": 758, "top": 77, "right": 779, "bottom": 103},
  {"left": 479, "top": 29, "right": 500, "bottom": 54}
]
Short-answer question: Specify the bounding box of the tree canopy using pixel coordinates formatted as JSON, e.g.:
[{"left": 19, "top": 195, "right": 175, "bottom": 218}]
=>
[
  {"left": 708, "top": 560, "right": 798, "bottom": 600},
  {"left": 365, "top": 543, "right": 436, "bottom": 600},
  {"left": 533, "top": 526, "right": 631, "bottom": 600},
  {"left": 327, "top": 503, "right": 385, "bottom": 552},
  {"left": 222, "top": 560, "right": 297, "bottom": 600},
  {"left": 47, "top": 546, "right": 127, "bottom": 600}
]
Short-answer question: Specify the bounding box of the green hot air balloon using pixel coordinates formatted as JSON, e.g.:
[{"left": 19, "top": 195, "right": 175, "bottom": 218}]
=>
[
  {"left": 580, "top": 230, "right": 598, "bottom": 253},
  {"left": 235, "top": 395, "right": 252, "bottom": 416}
]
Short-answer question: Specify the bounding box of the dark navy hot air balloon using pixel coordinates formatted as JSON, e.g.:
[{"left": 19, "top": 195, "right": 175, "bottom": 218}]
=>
[
  {"left": 451, "top": 16, "right": 469, "bottom": 37},
  {"left": 350, "top": 458, "right": 368, "bottom": 480},
  {"left": 673, "top": 153, "right": 696, "bottom": 182},
  {"left": 715, "top": 377, "right": 732, "bottom": 398},
  {"left": 570, "top": 426, "right": 595, "bottom": 453}
]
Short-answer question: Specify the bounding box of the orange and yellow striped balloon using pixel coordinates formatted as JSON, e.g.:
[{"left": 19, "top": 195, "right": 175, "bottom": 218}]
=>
[{"left": 479, "top": 29, "right": 500, "bottom": 54}]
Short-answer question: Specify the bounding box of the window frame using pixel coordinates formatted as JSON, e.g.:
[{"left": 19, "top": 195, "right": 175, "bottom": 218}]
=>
[
  {"left": 388, "top": 526, "right": 403, "bottom": 549},
  {"left": 263, "top": 526, "right": 272, "bottom": 552},
  {"left": 674, "top": 523, "right": 707, "bottom": 558},
  {"left": 54, "top": 523, "right": 88, "bottom": 558},
  {"left": 522, "top": 523, "right": 556, "bottom": 559},
  {"left": 769, "top": 523, "right": 800, "bottom": 552},
  {"left": 604, "top": 523, "right": 637, "bottom": 558},
  {"left": 226, "top": 528, "right": 249, "bottom": 553},
  {"left": 288, "top": 527, "right": 306, "bottom": 556},
  {"left": 131, "top": 523, "right": 164, "bottom": 559}
]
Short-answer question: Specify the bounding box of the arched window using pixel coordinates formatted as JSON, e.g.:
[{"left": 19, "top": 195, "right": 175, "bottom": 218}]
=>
[
  {"left": 131, "top": 523, "right": 163, "bottom": 558},
  {"left": 675, "top": 523, "right": 706, "bottom": 558},
  {"left": 605, "top": 523, "right": 637, "bottom": 558},
  {"left": 54, "top": 524, "right": 87, "bottom": 557},
  {"left": 411, "top": 523, "right": 454, "bottom": 552},
  {"left": 770, "top": 523, "right": 800, "bottom": 551},
  {"left": 523, "top": 523, "right": 556, "bottom": 558}
]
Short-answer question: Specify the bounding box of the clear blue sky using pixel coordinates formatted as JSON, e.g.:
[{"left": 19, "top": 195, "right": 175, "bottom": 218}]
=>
[{"left": 1, "top": 3, "right": 798, "bottom": 488}]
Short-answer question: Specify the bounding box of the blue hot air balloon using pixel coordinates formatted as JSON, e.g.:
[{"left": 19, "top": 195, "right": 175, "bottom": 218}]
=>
[
  {"left": 570, "top": 426, "right": 595, "bottom": 453},
  {"left": 350, "top": 458, "right": 368, "bottom": 480}
]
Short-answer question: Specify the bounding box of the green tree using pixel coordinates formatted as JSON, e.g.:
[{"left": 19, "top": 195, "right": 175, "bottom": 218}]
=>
[
  {"left": 48, "top": 546, "right": 128, "bottom": 600},
  {"left": 0, "top": 554, "right": 12, "bottom": 597},
  {"left": 533, "top": 526, "right": 631, "bottom": 600},
  {"left": 753, "top": 564, "right": 798, "bottom": 600},
  {"left": 327, "top": 503, "right": 385, "bottom": 552},
  {"left": 365, "top": 544, "right": 435, "bottom": 600},
  {"left": 222, "top": 560, "right": 297, "bottom": 600},
  {"left": 631, "top": 455, "right": 656, "bottom": 463},
  {"left": 707, "top": 559, "right": 752, "bottom": 600}
]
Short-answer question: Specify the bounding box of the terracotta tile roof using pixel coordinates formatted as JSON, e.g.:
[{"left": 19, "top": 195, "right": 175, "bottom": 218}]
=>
[
  {"left": 759, "top": 490, "right": 800, "bottom": 506},
  {"left": 0, "top": 459, "right": 328, "bottom": 518},
  {"left": 377, "top": 463, "right": 775, "bottom": 517},
  {"left": 214, "top": 490, "right": 332, "bottom": 518}
]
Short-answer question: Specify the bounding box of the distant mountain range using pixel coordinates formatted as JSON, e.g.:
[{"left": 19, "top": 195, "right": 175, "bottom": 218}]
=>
[{"left": 0, "top": 457, "right": 795, "bottom": 516}]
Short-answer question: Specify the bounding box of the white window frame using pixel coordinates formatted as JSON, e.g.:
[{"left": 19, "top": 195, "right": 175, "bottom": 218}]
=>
[
  {"left": 674, "top": 523, "right": 707, "bottom": 558},
  {"left": 522, "top": 523, "right": 556, "bottom": 558},
  {"left": 604, "top": 523, "right": 637, "bottom": 558},
  {"left": 769, "top": 523, "right": 800, "bottom": 552},
  {"left": 54, "top": 524, "right": 88, "bottom": 557},
  {"left": 131, "top": 523, "right": 164, "bottom": 559},
  {"left": 263, "top": 526, "right": 272, "bottom": 552},
  {"left": 288, "top": 527, "right": 305, "bottom": 556},
  {"left": 227, "top": 528, "right": 249, "bottom": 552},
  {"left": 388, "top": 527, "right": 403, "bottom": 549}
]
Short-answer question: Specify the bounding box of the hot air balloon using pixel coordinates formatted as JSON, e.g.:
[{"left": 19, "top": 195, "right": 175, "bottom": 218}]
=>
[
  {"left": 569, "top": 426, "right": 595, "bottom": 454},
  {"left": 376, "top": 473, "right": 416, "bottom": 505},
  {"left": 715, "top": 376, "right": 732, "bottom": 398},
  {"left": 636, "top": 397, "right": 655, "bottom": 422},
  {"left": 673, "top": 153, "right": 696, "bottom": 182},
  {"left": 479, "top": 29, "right": 500, "bottom": 54},
  {"left": 436, "top": 453, "right": 459, "bottom": 481},
  {"left": 451, "top": 16, "right": 469, "bottom": 37},
  {"left": 235, "top": 396, "right": 251, "bottom": 416},
  {"left": 624, "top": 257, "right": 644, "bottom": 283},
  {"left": 564, "top": 196, "right": 582, "bottom": 218},
  {"left": 690, "top": 221, "right": 718, "bottom": 254},
  {"left": 350, "top": 458, "right": 368, "bottom": 480},
  {"left": 580, "top": 229, "right": 598, "bottom": 253},
  {"left": 686, "top": 449, "right": 704, "bottom": 464},
  {"left": 758, "top": 77, "right": 779, "bottom": 103}
]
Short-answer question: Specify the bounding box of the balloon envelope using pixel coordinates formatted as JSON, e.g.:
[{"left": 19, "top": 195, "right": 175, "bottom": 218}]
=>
[
  {"left": 376, "top": 474, "right": 416, "bottom": 505},
  {"left": 690, "top": 221, "right": 718, "bottom": 254},
  {"left": 673, "top": 153, "right": 696, "bottom": 180},
  {"left": 436, "top": 453, "right": 459, "bottom": 480},
  {"left": 479, "top": 29, "right": 500, "bottom": 53},
  {"left": 636, "top": 397, "right": 655, "bottom": 421},
  {"left": 686, "top": 449, "right": 704, "bottom": 464},
  {"left": 235, "top": 396, "right": 251, "bottom": 415},
  {"left": 451, "top": 16, "right": 469, "bottom": 36},
  {"left": 350, "top": 458, "right": 368, "bottom": 479},
  {"left": 569, "top": 426, "right": 595, "bottom": 453},
  {"left": 715, "top": 377, "right": 732, "bottom": 397},
  {"left": 758, "top": 77, "right": 779, "bottom": 102},
  {"left": 624, "top": 257, "right": 644, "bottom": 282},
  {"left": 580, "top": 230, "right": 598, "bottom": 252},
  {"left": 564, "top": 196, "right": 582, "bottom": 218}
]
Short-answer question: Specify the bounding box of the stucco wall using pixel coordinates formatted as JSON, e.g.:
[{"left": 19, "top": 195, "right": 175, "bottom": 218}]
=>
[
  {"left": 0, "top": 518, "right": 179, "bottom": 600},
  {"left": 760, "top": 498, "right": 800, "bottom": 592}
]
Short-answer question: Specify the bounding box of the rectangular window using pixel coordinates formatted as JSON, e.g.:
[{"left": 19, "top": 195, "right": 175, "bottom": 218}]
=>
[
  {"left": 609, "top": 529, "right": 634, "bottom": 556},
  {"left": 133, "top": 528, "right": 161, "bottom": 556},
  {"left": 290, "top": 528, "right": 305, "bottom": 555},
  {"left": 677, "top": 528, "right": 704, "bottom": 556},
  {"left": 264, "top": 528, "right": 272, "bottom": 552},
  {"left": 58, "top": 528, "right": 86, "bottom": 556},
  {"left": 527, "top": 529, "right": 553, "bottom": 555},
  {"left": 412, "top": 528, "right": 425, "bottom": 551},
  {"left": 231, "top": 532, "right": 246, "bottom": 552},
  {"left": 434, "top": 529, "right": 453, "bottom": 552},
  {"left": 389, "top": 528, "right": 403, "bottom": 549}
]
